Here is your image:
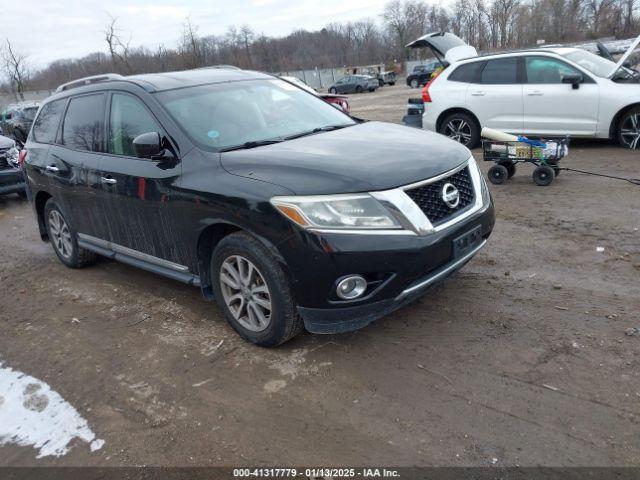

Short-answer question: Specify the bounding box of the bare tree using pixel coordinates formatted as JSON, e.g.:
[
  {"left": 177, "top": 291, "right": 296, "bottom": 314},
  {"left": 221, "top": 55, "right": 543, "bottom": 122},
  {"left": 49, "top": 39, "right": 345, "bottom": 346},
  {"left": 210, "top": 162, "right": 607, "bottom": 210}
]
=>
[
  {"left": 104, "top": 15, "right": 132, "bottom": 73},
  {"left": 181, "top": 16, "right": 202, "bottom": 68},
  {"left": 1, "top": 39, "right": 29, "bottom": 100}
]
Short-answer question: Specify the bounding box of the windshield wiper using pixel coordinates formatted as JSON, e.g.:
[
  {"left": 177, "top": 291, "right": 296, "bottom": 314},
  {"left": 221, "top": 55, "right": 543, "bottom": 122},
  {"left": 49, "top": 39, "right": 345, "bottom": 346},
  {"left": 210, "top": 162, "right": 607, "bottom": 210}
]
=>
[
  {"left": 284, "top": 124, "right": 352, "bottom": 141},
  {"left": 219, "top": 139, "right": 283, "bottom": 152}
]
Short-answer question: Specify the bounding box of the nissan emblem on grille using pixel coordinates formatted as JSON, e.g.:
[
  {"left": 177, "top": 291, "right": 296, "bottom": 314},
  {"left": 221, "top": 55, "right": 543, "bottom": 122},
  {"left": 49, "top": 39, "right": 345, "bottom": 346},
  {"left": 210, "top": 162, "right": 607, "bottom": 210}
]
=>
[
  {"left": 441, "top": 183, "right": 460, "bottom": 208},
  {"left": 404, "top": 166, "right": 475, "bottom": 226}
]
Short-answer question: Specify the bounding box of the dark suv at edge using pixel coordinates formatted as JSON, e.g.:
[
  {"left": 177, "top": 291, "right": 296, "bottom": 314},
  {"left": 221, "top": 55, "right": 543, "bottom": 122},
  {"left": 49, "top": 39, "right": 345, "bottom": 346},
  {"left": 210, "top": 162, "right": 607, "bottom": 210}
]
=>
[{"left": 23, "top": 69, "right": 495, "bottom": 346}]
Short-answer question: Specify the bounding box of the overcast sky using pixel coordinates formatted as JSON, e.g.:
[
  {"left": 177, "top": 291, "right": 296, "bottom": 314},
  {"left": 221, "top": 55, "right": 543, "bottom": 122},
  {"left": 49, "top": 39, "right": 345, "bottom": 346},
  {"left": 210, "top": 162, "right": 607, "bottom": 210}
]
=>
[{"left": 4, "top": 0, "right": 391, "bottom": 69}]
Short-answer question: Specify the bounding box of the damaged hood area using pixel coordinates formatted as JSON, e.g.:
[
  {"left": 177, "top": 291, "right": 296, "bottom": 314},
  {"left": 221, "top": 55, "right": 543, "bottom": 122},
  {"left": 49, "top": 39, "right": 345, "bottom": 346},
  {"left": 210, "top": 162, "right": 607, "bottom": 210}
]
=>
[{"left": 221, "top": 121, "right": 471, "bottom": 195}]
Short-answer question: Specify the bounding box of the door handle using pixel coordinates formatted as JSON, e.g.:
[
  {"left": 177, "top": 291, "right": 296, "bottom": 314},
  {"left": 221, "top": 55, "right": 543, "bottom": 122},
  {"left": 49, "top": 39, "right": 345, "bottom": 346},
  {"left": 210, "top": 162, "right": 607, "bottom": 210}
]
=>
[
  {"left": 471, "top": 91, "right": 485, "bottom": 96},
  {"left": 45, "top": 165, "right": 59, "bottom": 173},
  {"left": 527, "top": 91, "right": 544, "bottom": 96},
  {"left": 100, "top": 176, "right": 117, "bottom": 185}
]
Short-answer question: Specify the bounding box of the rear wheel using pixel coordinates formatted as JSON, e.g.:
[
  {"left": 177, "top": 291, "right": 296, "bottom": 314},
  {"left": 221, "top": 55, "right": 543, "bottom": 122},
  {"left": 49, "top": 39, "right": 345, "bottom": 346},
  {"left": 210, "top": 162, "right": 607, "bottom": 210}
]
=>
[
  {"left": 389, "top": 82, "right": 395, "bottom": 86},
  {"left": 488, "top": 164, "right": 509, "bottom": 184},
  {"left": 44, "top": 199, "right": 97, "bottom": 268},
  {"left": 499, "top": 161, "right": 516, "bottom": 179},
  {"left": 409, "top": 78, "right": 419, "bottom": 88},
  {"left": 616, "top": 107, "right": 640, "bottom": 149},
  {"left": 533, "top": 165, "right": 555, "bottom": 186},
  {"left": 211, "top": 232, "right": 303, "bottom": 347},
  {"left": 355, "top": 85, "right": 363, "bottom": 94},
  {"left": 439, "top": 112, "right": 480, "bottom": 148}
]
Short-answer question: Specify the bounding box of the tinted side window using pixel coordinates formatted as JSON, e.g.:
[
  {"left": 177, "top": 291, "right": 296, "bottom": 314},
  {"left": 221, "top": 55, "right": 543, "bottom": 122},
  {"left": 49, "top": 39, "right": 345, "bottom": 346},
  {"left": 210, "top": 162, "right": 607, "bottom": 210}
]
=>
[
  {"left": 481, "top": 58, "right": 518, "bottom": 84},
  {"left": 32, "top": 100, "right": 66, "bottom": 144},
  {"left": 449, "top": 62, "right": 484, "bottom": 83},
  {"left": 62, "top": 94, "right": 105, "bottom": 152},
  {"left": 108, "top": 93, "right": 161, "bottom": 157},
  {"left": 525, "top": 56, "right": 581, "bottom": 83}
]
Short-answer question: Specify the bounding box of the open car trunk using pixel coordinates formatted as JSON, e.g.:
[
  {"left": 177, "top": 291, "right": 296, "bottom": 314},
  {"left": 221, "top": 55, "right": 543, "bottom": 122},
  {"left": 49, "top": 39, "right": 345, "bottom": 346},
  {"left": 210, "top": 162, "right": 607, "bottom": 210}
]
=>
[{"left": 406, "top": 32, "right": 478, "bottom": 65}]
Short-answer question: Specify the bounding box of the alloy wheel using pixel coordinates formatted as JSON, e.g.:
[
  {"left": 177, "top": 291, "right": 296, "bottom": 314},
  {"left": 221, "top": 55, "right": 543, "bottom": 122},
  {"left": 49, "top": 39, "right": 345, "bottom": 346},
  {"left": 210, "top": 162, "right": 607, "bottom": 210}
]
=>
[
  {"left": 48, "top": 210, "right": 73, "bottom": 260},
  {"left": 620, "top": 113, "right": 640, "bottom": 149},
  {"left": 219, "top": 255, "right": 272, "bottom": 332},
  {"left": 444, "top": 118, "right": 472, "bottom": 145}
]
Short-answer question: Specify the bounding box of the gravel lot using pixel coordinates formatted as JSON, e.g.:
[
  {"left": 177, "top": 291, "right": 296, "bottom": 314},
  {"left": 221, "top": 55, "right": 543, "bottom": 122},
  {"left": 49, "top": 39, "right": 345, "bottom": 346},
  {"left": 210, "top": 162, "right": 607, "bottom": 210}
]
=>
[{"left": 1, "top": 82, "right": 639, "bottom": 467}]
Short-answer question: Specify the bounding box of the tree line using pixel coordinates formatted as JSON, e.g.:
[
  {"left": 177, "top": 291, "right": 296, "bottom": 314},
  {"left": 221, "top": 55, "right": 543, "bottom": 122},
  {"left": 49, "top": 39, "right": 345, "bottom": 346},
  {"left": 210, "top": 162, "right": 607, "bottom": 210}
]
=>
[{"left": 2, "top": 0, "right": 638, "bottom": 96}]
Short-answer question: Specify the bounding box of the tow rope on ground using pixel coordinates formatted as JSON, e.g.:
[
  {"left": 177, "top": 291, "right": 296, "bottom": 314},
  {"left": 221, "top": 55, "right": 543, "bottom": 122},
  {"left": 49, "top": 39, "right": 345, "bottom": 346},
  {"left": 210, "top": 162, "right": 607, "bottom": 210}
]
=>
[{"left": 559, "top": 167, "right": 640, "bottom": 185}]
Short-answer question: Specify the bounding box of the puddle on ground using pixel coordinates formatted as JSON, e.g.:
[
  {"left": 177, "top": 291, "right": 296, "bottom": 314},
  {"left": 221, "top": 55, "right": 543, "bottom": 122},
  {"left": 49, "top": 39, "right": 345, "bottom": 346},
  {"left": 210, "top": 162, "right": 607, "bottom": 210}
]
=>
[{"left": 0, "top": 362, "right": 104, "bottom": 458}]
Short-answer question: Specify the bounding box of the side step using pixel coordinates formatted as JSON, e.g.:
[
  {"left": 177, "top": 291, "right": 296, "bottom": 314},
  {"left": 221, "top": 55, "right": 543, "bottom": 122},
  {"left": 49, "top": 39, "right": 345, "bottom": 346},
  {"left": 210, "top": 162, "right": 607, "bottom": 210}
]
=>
[{"left": 77, "top": 234, "right": 200, "bottom": 287}]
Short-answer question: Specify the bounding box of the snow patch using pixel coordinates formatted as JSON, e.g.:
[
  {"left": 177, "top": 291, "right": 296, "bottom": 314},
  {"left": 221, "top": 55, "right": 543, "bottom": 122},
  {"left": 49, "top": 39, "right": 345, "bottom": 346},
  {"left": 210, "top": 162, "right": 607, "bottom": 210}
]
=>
[{"left": 0, "top": 362, "right": 104, "bottom": 458}]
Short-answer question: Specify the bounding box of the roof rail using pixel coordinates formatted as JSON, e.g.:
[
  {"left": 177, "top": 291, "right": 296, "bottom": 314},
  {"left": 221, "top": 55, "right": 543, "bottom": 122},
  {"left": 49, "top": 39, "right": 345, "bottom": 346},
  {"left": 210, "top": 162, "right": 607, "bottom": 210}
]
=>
[
  {"left": 55, "top": 74, "right": 125, "bottom": 93},
  {"left": 195, "top": 65, "right": 241, "bottom": 71}
]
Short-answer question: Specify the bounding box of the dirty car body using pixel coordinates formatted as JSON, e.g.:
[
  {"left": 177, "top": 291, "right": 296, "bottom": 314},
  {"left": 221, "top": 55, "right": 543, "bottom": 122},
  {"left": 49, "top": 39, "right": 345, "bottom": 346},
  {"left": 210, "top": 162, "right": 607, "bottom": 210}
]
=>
[
  {"left": 0, "top": 134, "right": 25, "bottom": 196},
  {"left": 23, "top": 69, "right": 494, "bottom": 346}
]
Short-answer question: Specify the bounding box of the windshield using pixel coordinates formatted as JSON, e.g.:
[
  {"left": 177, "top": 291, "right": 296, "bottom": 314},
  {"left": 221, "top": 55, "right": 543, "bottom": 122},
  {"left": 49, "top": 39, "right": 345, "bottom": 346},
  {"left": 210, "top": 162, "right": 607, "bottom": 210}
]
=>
[
  {"left": 561, "top": 49, "right": 619, "bottom": 77},
  {"left": 156, "top": 78, "right": 355, "bottom": 151}
]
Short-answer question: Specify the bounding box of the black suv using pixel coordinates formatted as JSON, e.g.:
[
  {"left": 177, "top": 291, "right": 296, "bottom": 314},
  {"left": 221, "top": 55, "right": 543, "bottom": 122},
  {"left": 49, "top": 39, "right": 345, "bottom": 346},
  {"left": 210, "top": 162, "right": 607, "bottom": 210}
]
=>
[{"left": 23, "top": 69, "right": 494, "bottom": 346}]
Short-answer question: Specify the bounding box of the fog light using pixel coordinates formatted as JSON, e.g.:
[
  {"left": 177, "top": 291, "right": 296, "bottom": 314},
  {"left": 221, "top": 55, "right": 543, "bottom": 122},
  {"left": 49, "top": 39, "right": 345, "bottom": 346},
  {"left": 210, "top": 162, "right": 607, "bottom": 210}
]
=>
[{"left": 336, "top": 275, "right": 367, "bottom": 300}]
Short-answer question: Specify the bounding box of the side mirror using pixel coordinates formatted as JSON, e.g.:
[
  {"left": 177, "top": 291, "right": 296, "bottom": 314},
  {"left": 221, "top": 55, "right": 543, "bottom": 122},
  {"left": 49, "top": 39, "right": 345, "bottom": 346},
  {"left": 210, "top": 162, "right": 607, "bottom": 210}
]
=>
[
  {"left": 562, "top": 74, "right": 582, "bottom": 89},
  {"left": 133, "top": 132, "right": 162, "bottom": 159}
]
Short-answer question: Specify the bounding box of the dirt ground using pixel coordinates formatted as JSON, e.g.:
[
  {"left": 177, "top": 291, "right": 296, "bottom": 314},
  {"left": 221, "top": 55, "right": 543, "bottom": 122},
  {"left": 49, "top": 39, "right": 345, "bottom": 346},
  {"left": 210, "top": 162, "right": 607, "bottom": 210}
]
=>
[{"left": 1, "top": 82, "right": 639, "bottom": 467}]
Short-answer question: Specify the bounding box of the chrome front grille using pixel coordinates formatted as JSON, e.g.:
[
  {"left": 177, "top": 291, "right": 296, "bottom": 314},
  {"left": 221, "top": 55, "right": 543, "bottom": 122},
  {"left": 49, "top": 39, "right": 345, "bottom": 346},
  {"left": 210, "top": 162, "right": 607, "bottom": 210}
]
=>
[{"left": 404, "top": 166, "right": 475, "bottom": 226}]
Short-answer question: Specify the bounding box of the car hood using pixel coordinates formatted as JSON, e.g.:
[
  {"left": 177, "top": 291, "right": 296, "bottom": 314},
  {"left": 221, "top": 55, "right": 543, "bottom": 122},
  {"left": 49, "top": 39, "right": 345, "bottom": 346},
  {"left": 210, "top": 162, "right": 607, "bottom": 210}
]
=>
[
  {"left": 0, "top": 135, "right": 15, "bottom": 149},
  {"left": 220, "top": 122, "right": 471, "bottom": 195}
]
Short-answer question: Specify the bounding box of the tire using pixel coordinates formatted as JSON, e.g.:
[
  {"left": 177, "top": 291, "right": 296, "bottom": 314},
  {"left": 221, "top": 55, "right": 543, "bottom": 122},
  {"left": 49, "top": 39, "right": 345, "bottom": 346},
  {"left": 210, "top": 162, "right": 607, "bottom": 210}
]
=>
[
  {"left": 438, "top": 112, "right": 480, "bottom": 148},
  {"left": 355, "top": 85, "right": 363, "bottom": 94},
  {"left": 498, "top": 161, "right": 516, "bottom": 179},
  {"left": 488, "top": 164, "right": 509, "bottom": 185},
  {"left": 211, "top": 232, "right": 304, "bottom": 347},
  {"left": 378, "top": 79, "right": 384, "bottom": 87},
  {"left": 329, "top": 87, "right": 337, "bottom": 94},
  {"left": 389, "top": 82, "right": 395, "bottom": 86},
  {"left": 410, "top": 78, "right": 419, "bottom": 88},
  {"left": 533, "top": 165, "right": 555, "bottom": 186},
  {"left": 44, "top": 199, "right": 97, "bottom": 268},
  {"left": 368, "top": 88, "right": 375, "bottom": 92},
  {"left": 17, "top": 190, "right": 27, "bottom": 199},
  {"left": 616, "top": 106, "right": 640, "bottom": 149}
]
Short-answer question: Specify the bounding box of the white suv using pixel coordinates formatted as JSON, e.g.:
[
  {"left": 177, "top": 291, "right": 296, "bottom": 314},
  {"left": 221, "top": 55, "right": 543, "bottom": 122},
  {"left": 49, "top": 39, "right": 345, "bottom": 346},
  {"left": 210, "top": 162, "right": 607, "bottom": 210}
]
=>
[{"left": 409, "top": 32, "right": 640, "bottom": 149}]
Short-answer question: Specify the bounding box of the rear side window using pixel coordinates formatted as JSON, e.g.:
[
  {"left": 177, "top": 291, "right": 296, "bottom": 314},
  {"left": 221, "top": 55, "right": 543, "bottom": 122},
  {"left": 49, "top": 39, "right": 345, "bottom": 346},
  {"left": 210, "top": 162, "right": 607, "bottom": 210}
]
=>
[
  {"left": 62, "top": 94, "right": 105, "bottom": 152},
  {"left": 32, "top": 100, "right": 66, "bottom": 144},
  {"left": 481, "top": 58, "right": 518, "bottom": 84},
  {"left": 108, "top": 93, "right": 161, "bottom": 157},
  {"left": 448, "top": 62, "right": 484, "bottom": 83}
]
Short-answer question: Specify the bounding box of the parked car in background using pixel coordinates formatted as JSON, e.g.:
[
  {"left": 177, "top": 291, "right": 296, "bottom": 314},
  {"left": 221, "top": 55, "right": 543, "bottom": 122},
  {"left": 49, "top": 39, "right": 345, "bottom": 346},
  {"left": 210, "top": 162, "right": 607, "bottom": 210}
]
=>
[
  {"left": 1, "top": 102, "right": 40, "bottom": 146},
  {"left": 347, "top": 65, "right": 397, "bottom": 87},
  {"left": 406, "top": 59, "right": 443, "bottom": 88},
  {"left": 408, "top": 31, "right": 640, "bottom": 149},
  {"left": 23, "top": 69, "right": 493, "bottom": 346},
  {"left": 329, "top": 75, "right": 378, "bottom": 94},
  {"left": 0, "top": 134, "right": 26, "bottom": 197},
  {"left": 280, "top": 76, "right": 350, "bottom": 113}
]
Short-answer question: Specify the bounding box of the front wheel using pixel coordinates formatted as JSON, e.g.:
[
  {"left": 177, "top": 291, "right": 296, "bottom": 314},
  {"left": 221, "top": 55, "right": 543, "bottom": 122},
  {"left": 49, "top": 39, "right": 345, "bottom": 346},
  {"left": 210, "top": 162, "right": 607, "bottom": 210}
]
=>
[
  {"left": 44, "top": 199, "right": 97, "bottom": 268},
  {"left": 211, "top": 232, "right": 303, "bottom": 347},
  {"left": 439, "top": 112, "right": 480, "bottom": 148},
  {"left": 389, "top": 82, "right": 395, "bottom": 86},
  {"left": 409, "top": 78, "right": 419, "bottom": 88},
  {"left": 488, "top": 164, "right": 509, "bottom": 184},
  {"left": 617, "top": 107, "right": 640, "bottom": 149},
  {"left": 499, "top": 161, "right": 516, "bottom": 179},
  {"left": 355, "top": 86, "right": 363, "bottom": 94},
  {"left": 533, "top": 165, "right": 555, "bottom": 186}
]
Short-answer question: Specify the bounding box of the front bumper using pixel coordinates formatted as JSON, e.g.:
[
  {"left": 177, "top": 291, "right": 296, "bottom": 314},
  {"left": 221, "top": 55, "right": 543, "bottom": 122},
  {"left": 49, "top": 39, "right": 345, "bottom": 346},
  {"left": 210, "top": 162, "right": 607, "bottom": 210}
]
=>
[
  {"left": 0, "top": 167, "right": 26, "bottom": 195},
  {"left": 285, "top": 199, "right": 495, "bottom": 334}
]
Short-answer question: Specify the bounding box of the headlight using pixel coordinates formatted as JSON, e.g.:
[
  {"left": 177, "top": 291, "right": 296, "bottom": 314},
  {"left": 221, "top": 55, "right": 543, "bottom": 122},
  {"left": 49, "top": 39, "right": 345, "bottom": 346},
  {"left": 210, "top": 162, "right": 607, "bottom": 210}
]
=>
[{"left": 271, "top": 194, "right": 401, "bottom": 230}]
